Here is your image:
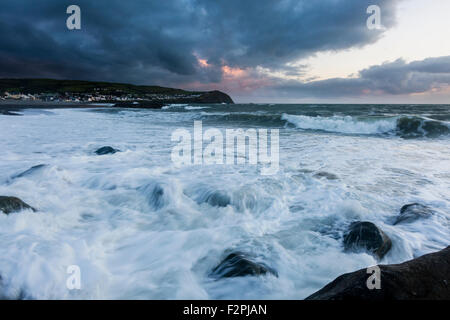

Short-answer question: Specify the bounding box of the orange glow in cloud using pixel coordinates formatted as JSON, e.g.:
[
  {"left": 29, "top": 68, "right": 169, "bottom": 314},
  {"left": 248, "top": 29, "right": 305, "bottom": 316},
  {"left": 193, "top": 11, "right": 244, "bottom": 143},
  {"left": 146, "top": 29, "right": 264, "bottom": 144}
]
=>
[
  {"left": 197, "top": 56, "right": 246, "bottom": 78},
  {"left": 191, "top": 57, "right": 271, "bottom": 95},
  {"left": 222, "top": 65, "right": 245, "bottom": 77},
  {"left": 198, "top": 58, "right": 210, "bottom": 67}
]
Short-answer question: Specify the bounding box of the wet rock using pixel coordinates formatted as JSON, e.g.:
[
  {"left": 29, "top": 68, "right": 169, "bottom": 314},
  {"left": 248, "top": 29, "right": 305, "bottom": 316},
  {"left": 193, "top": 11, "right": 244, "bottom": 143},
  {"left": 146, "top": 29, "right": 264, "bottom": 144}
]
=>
[
  {"left": 306, "top": 246, "right": 450, "bottom": 300},
  {"left": 0, "top": 196, "right": 36, "bottom": 215},
  {"left": 95, "top": 146, "right": 119, "bottom": 155},
  {"left": 343, "top": 221, "right": 392, "bottom": 259},
  {"left": 313, "top": 171, "right": 338, "bottom": 180},
  {"left": 209, "top": 251, "right": 278, "bottom": 279},
  {"left": 11, "top": 164, "right": 47, "bottom": 180},
  {"left": 394, "top": 203, "right": 434, "bottom": 225}
]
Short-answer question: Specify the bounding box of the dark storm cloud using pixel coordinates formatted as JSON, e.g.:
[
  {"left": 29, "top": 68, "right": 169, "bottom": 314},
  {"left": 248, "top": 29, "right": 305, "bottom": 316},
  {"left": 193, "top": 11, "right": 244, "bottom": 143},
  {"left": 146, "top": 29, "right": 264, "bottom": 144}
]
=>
[
  {"left": 0, "top": 0, "right": 398, "bottom": 88},
  {"left": 272, "top": 56, "right": 450, "bottom": 97}
]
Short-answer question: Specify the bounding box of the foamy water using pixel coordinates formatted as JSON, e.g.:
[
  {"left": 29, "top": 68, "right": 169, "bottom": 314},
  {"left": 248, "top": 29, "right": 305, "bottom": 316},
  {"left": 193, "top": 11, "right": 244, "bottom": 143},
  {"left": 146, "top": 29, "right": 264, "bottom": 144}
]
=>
[{"left": 0, "top": 104, "right": 449, "bottom": 299}]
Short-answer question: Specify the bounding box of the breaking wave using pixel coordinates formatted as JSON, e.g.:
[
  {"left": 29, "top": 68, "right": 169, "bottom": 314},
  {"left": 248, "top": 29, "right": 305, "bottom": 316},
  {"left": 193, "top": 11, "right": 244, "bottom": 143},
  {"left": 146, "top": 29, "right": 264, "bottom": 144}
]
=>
[
  {"left": 395, "top": 116, "right": 450, "bottom": 138},
  {"left": 199, "top": 111, "right": 449, "bottom": 138},
  {"left": 281, "top": 114, "right": 450, "bottom": 138},
  {"left": 281, "top": 114, "right": 396, "bottom": 135}
]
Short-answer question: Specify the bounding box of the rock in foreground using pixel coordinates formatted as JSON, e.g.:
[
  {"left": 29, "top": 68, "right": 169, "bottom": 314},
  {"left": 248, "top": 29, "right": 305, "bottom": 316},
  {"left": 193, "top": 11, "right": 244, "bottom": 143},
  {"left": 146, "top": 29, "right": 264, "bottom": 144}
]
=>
[
  {"left": 306, "top": 246, "right": 450, "bottom": 300},
  {"left": 209, "top": 252, "right": 278, "bottom": 279},
  {"left": 343, "top": 221, "right": 392, "bottom": 259},
  {"left": 0, "top": 196, "right": 36, "bottom": 214}
]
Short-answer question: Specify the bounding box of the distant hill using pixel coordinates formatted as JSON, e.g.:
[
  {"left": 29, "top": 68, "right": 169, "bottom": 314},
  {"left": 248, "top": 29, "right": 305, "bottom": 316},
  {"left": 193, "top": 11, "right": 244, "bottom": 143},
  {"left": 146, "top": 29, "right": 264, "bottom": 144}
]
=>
[{"left": 0, "top": 78, "right": 234, "bottom": 106}]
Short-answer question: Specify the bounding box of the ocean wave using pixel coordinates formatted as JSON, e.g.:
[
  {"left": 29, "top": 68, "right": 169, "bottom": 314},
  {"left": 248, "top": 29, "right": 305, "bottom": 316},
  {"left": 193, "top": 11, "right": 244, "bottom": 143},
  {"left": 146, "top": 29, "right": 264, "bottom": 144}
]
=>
[
  {"left": 161, "top": 104, "right": 189, "bottom": 110},
  {"left": 198, "top": 111, "right": 450, "bottom": 137},
  {"left": 199, "top": 112, "right": 287, "bottom": 127},
  {"left": 282, "top": 114, "right": 450, "bottom": 138},
  {"left": 396, "top": 116, "right": 450, "bottom": 138},
  {"left": 184, "top": 106, "right": 210, "bottom": 110},
  {"left": 282, "top": 114, "right": 396, "bottom": 135}
]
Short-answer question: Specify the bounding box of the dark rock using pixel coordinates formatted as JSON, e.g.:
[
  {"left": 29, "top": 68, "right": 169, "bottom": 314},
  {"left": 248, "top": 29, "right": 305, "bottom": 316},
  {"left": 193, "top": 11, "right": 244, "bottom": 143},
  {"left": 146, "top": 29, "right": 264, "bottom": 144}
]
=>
[
  {"left": 95, "top": 146, "right": 119, "bottom": 155},
  {"left": 0, "top": 196, "right": 36, "bottom": 214},
  {"left": 306, "top": 246, "right": 450, "bottom": 300},
  {"left": 11, "top": 164, "right": 47, "bottom": 180},
  {"left": 313, "top": 171, "right": 338, "bottom": 180},
  {"left": 394, "top": 203, "right": 434, "bottom": 225},
  {"left": 343, "top": 221, "right": 392, "bottom": 259},
  {"left": 209, "top": 252, "right": 278, "bottom": 279}
]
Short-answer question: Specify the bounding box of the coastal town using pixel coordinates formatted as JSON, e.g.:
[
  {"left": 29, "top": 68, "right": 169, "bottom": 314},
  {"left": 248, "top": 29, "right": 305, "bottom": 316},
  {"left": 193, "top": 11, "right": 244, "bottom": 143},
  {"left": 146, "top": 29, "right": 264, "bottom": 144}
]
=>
[
  {"left": 0, "top": 90, "right": 202, "bottom": 103},
  {"left": 0, "top": 79, "right": 234, "bottom": 105}
]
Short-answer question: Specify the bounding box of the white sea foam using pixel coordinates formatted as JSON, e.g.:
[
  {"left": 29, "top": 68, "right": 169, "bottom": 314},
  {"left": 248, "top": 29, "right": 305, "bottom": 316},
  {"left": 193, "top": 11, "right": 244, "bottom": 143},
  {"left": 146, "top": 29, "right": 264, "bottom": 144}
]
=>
[
  {"left": 0, "top": 106, "right": 449, "bottom": 299},
  {"left": 89, "top": 103, "right": 116, "bottom": 107},
  {"left": 184, "top": 106, "right": 210, "bottom": 110},
  {"left": 162, "top": 104, "right": 189, "bottom": 110}
]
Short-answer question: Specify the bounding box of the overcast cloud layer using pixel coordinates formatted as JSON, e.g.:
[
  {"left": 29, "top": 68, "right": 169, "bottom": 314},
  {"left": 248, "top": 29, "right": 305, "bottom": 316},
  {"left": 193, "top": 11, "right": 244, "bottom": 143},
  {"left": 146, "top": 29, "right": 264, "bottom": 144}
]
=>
[
  {"left": 269, "top": 56, "right": 450, "bottom": 98},
  {"left": 1, "top": 0, "right": 449, "bottom": 101}
]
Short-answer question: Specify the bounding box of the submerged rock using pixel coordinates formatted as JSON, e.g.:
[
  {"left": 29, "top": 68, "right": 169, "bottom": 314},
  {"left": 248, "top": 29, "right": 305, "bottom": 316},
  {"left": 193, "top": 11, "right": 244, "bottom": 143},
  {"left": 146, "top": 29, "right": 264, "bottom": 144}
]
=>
[
  {"left": 306, "top": 246, "right": 450, "bottom": 300},
  {"left": 394, "top": 203, "right": 434, "bottom": 225},
  {"left": 313, "top": 171, "right": 338, "bottom": 180},
  {"left": 95, "top": 146, "right": 119, "bottom": 155},
  {"left": 343, "top": 221, "right": 392, "bottom": 259},
  {"left": 0, "top": 110, "right": 22, "bottom": 116},
  {"left": 140, "top": 182, "right": 166, "bottom": 210},
  {"left": 209, "top": 252, "right": 278, "bottom": 279},
  {"left": 11, "top": 164, "right": 47, "bottom": 180},
  {"left": 148, "top": 184, "right": 165, "bottom": 210},
  {"left": 188, "top": 189, "right": 231, "bottom": 208},
  {"left": 0, "top": 196, "right": 36, "bottom": 215},
  {"left": 204, "top": 191, "right": 231, "bottom": 208}
]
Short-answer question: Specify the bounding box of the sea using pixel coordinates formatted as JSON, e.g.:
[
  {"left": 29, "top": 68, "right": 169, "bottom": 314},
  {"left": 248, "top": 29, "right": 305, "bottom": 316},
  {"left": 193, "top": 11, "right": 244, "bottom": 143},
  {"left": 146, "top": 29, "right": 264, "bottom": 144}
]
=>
[{"left": 0, "top": 103, "right": 449, "bottom": 299}]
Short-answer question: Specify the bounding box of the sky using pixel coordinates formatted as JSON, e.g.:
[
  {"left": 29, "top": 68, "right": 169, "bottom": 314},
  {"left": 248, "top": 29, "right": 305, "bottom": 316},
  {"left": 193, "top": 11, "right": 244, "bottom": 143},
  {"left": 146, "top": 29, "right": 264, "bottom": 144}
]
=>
[{"left": 0, "top": 0, "right": 449, "bottom": 103}]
